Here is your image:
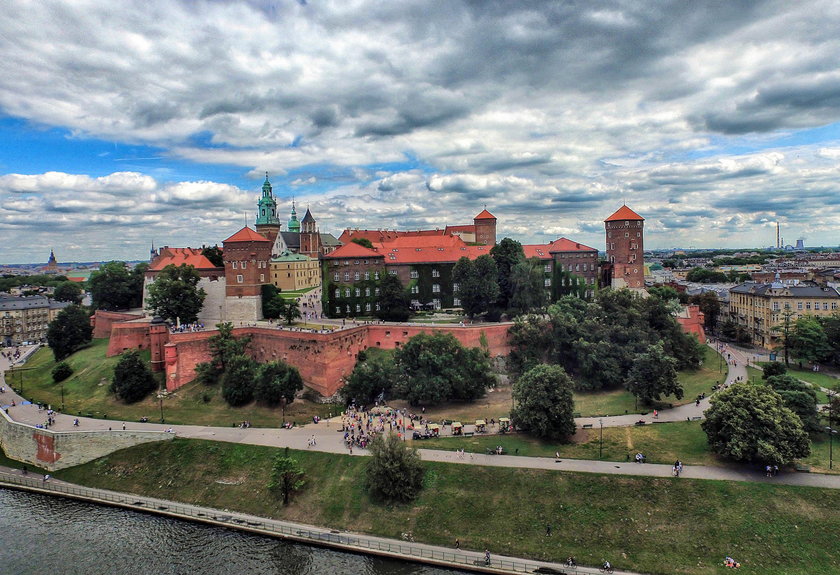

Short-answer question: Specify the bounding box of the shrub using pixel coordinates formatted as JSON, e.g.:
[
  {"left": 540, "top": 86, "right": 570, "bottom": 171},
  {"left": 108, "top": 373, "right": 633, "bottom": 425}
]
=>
[{"left": 51, "top": 361, "right": 73, "bottom": 383}]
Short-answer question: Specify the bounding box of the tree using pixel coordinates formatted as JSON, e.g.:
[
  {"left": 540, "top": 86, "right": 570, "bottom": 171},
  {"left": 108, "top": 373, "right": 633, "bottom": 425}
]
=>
[
  {"left": 771, "top": 310, "right": 796, "bottom": 365},
  {"left": 145, "top": 264, "right": 206, "bottom": 324},
  {"left": 766, "top": 374, "right": 821, "bottom": 433},
  {"left": 220, "top": 355, "right": 258, "bottom": 406},
  {"left": 701, "top": 383, "right": 810, "bottom": 465},
  {"left": 366, "top": 433, "right": 424, "bottom": 504},
  {"left": 762, "top": 361, "right": 787, "bottom": 380},
  {"left": 688, "top": 292, "right": 721, "bottom": 333},
  {"left": 351, "top": 237, "right": 374, "bottom": 249},
  {"left": 509, "top": 257, "right": 547, "bottom": 316},
  {"left": 202, "top": 322, "right": 252, "bottom": 384},
  {"left": 510, "top": 364, "right": 576, "bottom": 440},
  {"left": 110, "top": 349, "right": 158, "bottom": 403},
  {"left": 53, "top": 282, "right": 83, "bottom": 304},
  {"left": 376, "top": 273, "right": 411, "bottom": 322},
  {"left": 490, "top": 237, "right": 524, "bottom": 310},
  {"left": 393, "top": 332, "right": 496, "bottom": 405},
  {"left": 201, "top": 245, "right": 224, "bottom": 267},
  {"left": 254, "top": 361, "right": 303, "bottom": 407},
  {"left": 89, "top": 261, "right": 138, "bottom": 311},
  {"left": 268, "top": 453, "right": 305, "bottom": 505},
  {"left": 46, "top": 305, "right": 93, "bottom": 361},
  {"left": 790, "top": 316, "right": 831, "bottom": 364},
  {"left": 625, "top": 343, "right": 682, "bottom": 404},
  {"left": 51, "top": 361, "right": 73, "bottom": 383},
  {"left": 341, "top": 349, "right": 398, "bottom": 406},
  {"left": 452, "top": 255, "right": 499, "bottom": 318}
]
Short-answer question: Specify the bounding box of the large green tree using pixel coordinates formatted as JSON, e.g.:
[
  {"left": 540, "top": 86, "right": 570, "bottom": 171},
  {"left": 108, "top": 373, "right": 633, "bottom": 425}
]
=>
[
  {"left": 688, "top": 292, "right": 722, "bottom": 333},
  {"left": 110, "top": 349, "right": 158, "bottom": 404},
  {"left": 452, "top": 255, "right": 499, "bottom": 318},
  {"left": 490, "top": 237, "right": 524, "bottom": 310},
  {"left": 625, "top": 343, "right": 682, "bottom": 404},
  {"left": 790, "top": 316, "right": 831, "bottom": 364},
  {"left": 201, "top": 245, "right": 224, "bottom": 267},
  {"left": 268, "top": 453, "right": 305, "bottom": 505},
  {"left": 89, "top": 261, "right": 139, "bottom": 311},
  {"left": 46, "top": 304, "right": 93, "bottom": 361},
  {"left": 220, "top": 354, "right": 258, "bottom": 406},
  {"left": 510, "top": 364, "right": 576, "bottom": 440},
  {"left": 254, "top": 361, "right": 303, "bottom": 407},
  {"left": 366, "top": 433, "right": 424, "bottom": 504},
  {"left": 765, "top": 374, "right": 820, "bottom": 433},
  {"left": 341, "top": 349, "right": 399, "bottom": 406},
  {"left": 702, "top": 383, "right": 810, "bottom": 465},
  {"left": 53, "top": 281, "right": 83, "bottom": 304},
  {"left": 145, "top": 263, "right": 206, "bottom": 324},
  {"left": 509, "top": 257, "right": 547, "bottom": 316},
  {"left": 375, "top": 273, "right": 411, "bottom": 322},
  {"left": 393, "top": 332, "right": 496, "bottom": 405}
]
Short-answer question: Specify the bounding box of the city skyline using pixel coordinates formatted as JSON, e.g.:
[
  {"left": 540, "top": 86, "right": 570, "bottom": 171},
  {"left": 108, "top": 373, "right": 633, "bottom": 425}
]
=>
[{"left": 2, "top": 1, "right": 840, "bottom": 263}]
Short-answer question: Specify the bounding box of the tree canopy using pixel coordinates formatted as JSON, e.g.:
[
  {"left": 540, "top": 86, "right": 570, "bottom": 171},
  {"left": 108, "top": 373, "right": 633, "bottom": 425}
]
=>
[
  {"left": 145, "top": 263, "right": 206, "bottom": 324},
  {"left": 701, "top": 382, "right": 810, "bottom": 465},
  {"left": 254, "top": 361, "right": 303, "bottom": 407},
  {"left": 625, "top": 342, "right": 682, "bottom": 404},
  {"left": 790, "top": 316, "right": 832, "bottom": 364},
  {"left": 220, "top": 354, "right": 257, "bottom": 406},
  {"left": 268, "top": 453, "right": 305, "bottom": 505},
  {"left": 89, "top": 261, "right": 144, "bottom": 311},
  {"left": 366, "top": 433, "right": 425, "bottom": 504},
  {"left": 375, "top": 273, "right": 411, "bottom": 322},
  {"left": 46, "top": 304, "right": 93, "bottom": 361},
  {"left": 341, "top": 348, "right": 399, "bottom": 406},
  {"left": 490, "top": 237, "right": 524, "bottom": 310},
  {"left": 110, "top": 349, "right": 158, "bottom": 403},
  {"left": 452, "top": 255, "right": 499, "bottom": 318},
  {"left": 53, "top": 281, "right": 83, "bottom": 304},
  {"left": 510, "top": 364, "right": 577, "bottom": 440},
  {"left": 509, "top": 257, "right": 547, "bottom": 316},
  {"left": 201, "top": 245, "right": 224, "bottom": 267}
]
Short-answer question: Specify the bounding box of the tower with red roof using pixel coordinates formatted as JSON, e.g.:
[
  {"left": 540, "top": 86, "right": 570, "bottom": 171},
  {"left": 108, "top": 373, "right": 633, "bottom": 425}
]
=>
[
  {"left": 604, "top": 205, "right": 645, "bottom": 289},
  {"left": 222, "top": 226, "right": 272, "bottom": 320},
  {"left": 473, "top": 208, "right": 497, "bottom": 246}
]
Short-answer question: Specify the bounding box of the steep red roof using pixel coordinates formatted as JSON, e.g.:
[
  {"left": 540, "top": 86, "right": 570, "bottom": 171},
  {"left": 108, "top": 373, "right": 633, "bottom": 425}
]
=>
[
  {"left": 223, "top": 226, "right": 272, "bottom": 243},
  {"left": 547, "top": 237, "right": 598, "bottom": 253},
  {"left": 382, "top": 235, "right": 468, "bottom": 249},
  {"left": 522, "top": 245, "right": 554, "bottom": 260},
  {"left": 149, "top": 247, "right": 220, "bottom": 271},
  {"left": 375, "top": 243, "right": 493, "bottom": 265},
  {"left": 444, "top": 224, "right": 476, "bottom": 235},
  {"left": 337, "top": 228, "right": 445, "bottom": 245},
  {"left": 323, "top": 241, "right": 383, "bottom": 259},
  {"left": 604, "top": 205, "right": 644, "bottom": 222},
  {"left": 474, "top": 209, "right": 496, "bottom": 220}
]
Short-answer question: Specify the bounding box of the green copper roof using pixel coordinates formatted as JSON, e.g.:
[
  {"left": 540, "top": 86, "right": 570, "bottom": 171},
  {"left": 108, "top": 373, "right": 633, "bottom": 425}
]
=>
[
  {"left": 287, "top": 199, "right": 300, "bottom": 233},
  {"left": 256, "top": 172, "right": 280, "bottom": 226}
]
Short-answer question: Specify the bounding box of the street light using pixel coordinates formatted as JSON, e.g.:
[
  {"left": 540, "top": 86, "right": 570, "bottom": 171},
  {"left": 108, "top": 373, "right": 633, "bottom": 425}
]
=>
[
  {"left": 599, "top": 418, "right": 604, "bottom": 460},
  {"left": 828, "top": 390, "right": 837, "bottom": 470},
  {"left": 157, "top": 393, "right": 165, "bottom": 423},
  {"left": 60, "top": 382, "right": 65, "bottom": 412}
]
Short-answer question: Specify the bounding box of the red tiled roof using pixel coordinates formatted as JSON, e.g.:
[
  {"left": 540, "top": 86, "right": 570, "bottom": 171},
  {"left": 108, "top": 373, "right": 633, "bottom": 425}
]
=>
[
  {"left": 522, "top": 245, "right": 554, "bottom": 260},
  {"left": 375, "top": 242, "right": 493, "bottom": 265},
  {"left": 149, "top": 247, "right": 221, "bottom": 271},
  {"left": 337, "top": 229, "right": 446, "bottom": 244},
  {"left": 323, "top": 241, "right": 384, "bottom": 259},
  {"left": 444, "top": 224, "right": 476, "bottom": 235},
  {"left": 546, "top": 237, "right": 598, "bottom": 253},
  {"left": 223, "top": 226, "right": 272, "bottom": 243},
  {"left": 474, "top": 209, "right": 496, "bottom": 220},
  {"left": 381, "top": 235, "right": 468, "bottom": 249},
  {"left": 604, "top": 205, "right": 644, "bottom": 222}
]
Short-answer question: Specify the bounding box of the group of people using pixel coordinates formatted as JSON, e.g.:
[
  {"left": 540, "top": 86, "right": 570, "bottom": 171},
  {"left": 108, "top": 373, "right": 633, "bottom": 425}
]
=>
[
  {"left": 672, "top": 460, "right": 683, "bottom": 476},
  {"left": 765, "top": 464, "right": 780, "bottom": 477},
  {"left": 724, "top": 556, "right": 741, "bottom": 568},
  {"left": 169, "top": 323, "right": 205, "bottom": 333}
]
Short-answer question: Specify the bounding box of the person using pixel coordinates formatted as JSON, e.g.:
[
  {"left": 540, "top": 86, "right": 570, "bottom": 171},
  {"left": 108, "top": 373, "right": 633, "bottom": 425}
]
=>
[
  {"left": 22, "top": 465, "right": 27, "bottom": 475},
  {"left": 566, "top": 556, "right": 576, "bottom": 567},
  {"left": 43, "top": 474, "right": 50, "bottom": 482},
  {"left": 546, "top": 524, "right": 551, "bottom": 536},
  {"left": 603, "top": 560, "right": 612, "bottom": 570},
  {"left": 454, "top": 538, "right": 460, "bottom": 550},
  {"left": 484, "top": 550, "right": 491, "bottom": 565}
]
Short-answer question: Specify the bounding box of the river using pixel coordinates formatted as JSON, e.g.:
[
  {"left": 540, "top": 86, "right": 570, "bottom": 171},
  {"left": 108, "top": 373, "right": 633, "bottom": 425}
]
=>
[{"left": 0, "top": 489, "right": 466, "bottom": 575}]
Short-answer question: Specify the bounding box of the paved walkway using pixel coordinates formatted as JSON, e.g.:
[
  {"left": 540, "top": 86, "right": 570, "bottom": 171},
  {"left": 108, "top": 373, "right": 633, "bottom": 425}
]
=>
[{"left": 2, "top": 343, "right": 840, "bottom": 489}]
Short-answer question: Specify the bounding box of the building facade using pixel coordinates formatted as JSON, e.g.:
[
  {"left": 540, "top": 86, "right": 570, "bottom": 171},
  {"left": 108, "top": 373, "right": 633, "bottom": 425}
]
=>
[
  {"left": 729, "top": 281, "right": 840, "bottom": 348},
  {"left": 143, "top": 247, "right": 225, "bottom": 324},
  {"left": 604, "top": 205, "right": 645, "bottom": 289},
  {"left": 271, "top": 252, "right": 321, "bottom": 292},
  {"left": 222, "top": 227, "right": 273, "bottom": 321},
  {"left": 0, "top": 295, "right": 70, "bottom": 346}
]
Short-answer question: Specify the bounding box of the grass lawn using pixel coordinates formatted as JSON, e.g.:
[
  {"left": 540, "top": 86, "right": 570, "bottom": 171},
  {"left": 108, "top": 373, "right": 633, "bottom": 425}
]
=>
[
  {"left": 414, "top": 420, "right": 722, "bottom": 466},
  {"left": 14, "top": 340, "right": 333, "bottom": 426},
  {"left": 52, "top": 438, "right": 840, "bottom": 575},
  {"left": 800, "top": 436, "right": 840, "bottom": 474},
  {"left": 573, "top": 345, "right": 725, "bottom": 417}
]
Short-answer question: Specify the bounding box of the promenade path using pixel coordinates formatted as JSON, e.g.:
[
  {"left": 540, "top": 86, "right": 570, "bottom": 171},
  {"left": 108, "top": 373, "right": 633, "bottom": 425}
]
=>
[{"left": 2, "top": 343, "right": 839, "bottom": 489}]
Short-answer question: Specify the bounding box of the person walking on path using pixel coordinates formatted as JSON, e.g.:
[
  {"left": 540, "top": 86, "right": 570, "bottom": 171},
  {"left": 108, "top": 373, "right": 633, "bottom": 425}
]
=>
[{"left": 484, "top": 549, "right": 491, "bottom": 566}]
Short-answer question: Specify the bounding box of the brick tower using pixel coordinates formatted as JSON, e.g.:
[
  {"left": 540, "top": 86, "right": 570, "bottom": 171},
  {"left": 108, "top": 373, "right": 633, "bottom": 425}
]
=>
[
  {"left": 222, "top": 226, "right": 272, "bottom": 321},
  {"left": 299, "top": 207, "right": 322, "bottom": 257},
  {"left": 604, "top": 205, "right": 645, "bottom": 289},
  {"left": 473, "top": 208, "right": 497, "bottom": 246}
]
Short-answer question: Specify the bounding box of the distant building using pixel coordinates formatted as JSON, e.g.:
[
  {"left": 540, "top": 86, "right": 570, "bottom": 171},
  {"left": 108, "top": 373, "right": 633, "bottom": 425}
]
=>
[
  {"left": 0, "top": 295, "right": 70, "bottom": 346},
  {"left": 45, "top": 249, "right": 58, "bottom": 273},
  {"left": 729, "top": 279, "right": 840, "bottom": 348}
]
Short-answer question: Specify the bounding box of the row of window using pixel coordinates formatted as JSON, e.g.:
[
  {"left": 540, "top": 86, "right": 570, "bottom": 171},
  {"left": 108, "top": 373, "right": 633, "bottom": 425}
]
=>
[
  {"left": 770, "top": 301, "right": 838, "bottom": 311},
  {"left": 231, "top": 261, "right": 268, "bottom": 269},
  {"left": 336, "top": 303, "right": 381, "bottom": 314},
  {"left": 334, "top": 271, "right": 381, "bottom": 282},
  {"left": 409, "top": 269, "right": 442, "bottom": 278},
  {"left": 335, "top": 287, "right": 382, "bottom": 298},
  {"left": 236, "top": 274, "right": 265, "bottom": 283},
  {"left": 558, "top": 263, "right": 594, "bottom": 272},
  {"left": 332, "top": 259, "right": 374, "bottom": 266}
]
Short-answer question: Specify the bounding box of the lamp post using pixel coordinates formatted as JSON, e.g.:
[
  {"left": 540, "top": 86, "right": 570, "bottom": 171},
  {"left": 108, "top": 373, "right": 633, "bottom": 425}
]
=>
[
  {"left": 60, "top": 382, "right": 65, "bottom": 412},
  {"left": 599, "top": 418, "right": 604, "bottom": 460},
  {"left": 828, "top": 390, "right": 837, "bottom": 470},
  {"left": 158, "top": 393, "right": 165, "bottom": 423}
]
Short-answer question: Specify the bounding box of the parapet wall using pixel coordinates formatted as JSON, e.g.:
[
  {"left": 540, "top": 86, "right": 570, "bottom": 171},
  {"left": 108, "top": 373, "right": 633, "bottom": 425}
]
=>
[
  {"left": 0, "top": 409, "right": 173, "bottom": 471},
  {"left": 92, "top": 310, "right": 145, "bottom": 339}
]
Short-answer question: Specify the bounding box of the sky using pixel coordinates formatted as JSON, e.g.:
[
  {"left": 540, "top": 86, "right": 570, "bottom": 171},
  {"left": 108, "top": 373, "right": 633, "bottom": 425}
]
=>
[{"left": 3, "top": 1, "right": 840, "bottom": 264}]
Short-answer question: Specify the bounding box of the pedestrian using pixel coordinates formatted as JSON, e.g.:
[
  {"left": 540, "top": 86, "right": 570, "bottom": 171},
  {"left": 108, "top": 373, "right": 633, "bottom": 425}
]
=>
[
  {"left": 485, "top": 549, "right": 491, "bottom": 565},
  {"left": 122, "top": 422, "right": 126, "bottom": 431},
  {"left": 766, "top": 464, "right": 772, "bottom": 477},
  {"left": 546, "top": 524, "right": 552, "bottom": 536},
  {"left": 43, "top": 474, "right": 50, "bottom": 482},
  {"left": 455, "top": 538, "right": 460, "bottom": 550}
]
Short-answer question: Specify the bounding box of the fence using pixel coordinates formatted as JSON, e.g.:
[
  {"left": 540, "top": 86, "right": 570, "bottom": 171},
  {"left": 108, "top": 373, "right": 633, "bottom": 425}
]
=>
[{"left": 0, "top": 470, "right": 590, "bottom": 574}]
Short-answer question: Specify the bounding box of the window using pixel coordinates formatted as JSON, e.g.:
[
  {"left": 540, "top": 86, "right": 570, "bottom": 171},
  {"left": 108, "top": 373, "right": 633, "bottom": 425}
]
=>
[
  {"left": 432, "top": 269, "right": 440, "bottom": 278},
  {"left": 544, "top": 264, "right": 551, "bottom": 273},
  {"left": 365, "top": 287, "right": 371, "bottom": 296},
  {"left": 453, "top": 297, "right": 461, "bottom": 306},
  {"left": 335, "top": 306, "right": 341, "bottom": 314},
  {"left": 364, "top": 271, "right": 370, "bottom": 280},
  {"left": 241, "top": 261, "right": 247, "bottom": 269},
  {"left": 364, "top": 260, "right": 368, "bottom": 265},
  {"left": 432, "top": 284, "right": 440, "bottom": 293},
  {"left": 544, "top": 278, "right": 551, "bottom": 287},
  {"left": 411, "top": 285, "right": 419, "bottom": 294},
  {"left": 356, "top": 304, "right": 361, "bottom": 313},
  {"left": 334, "top": 273, "right": 339, "bottom": 282},
  {"left": 232, "top": 261, "right": 238, "bottom": 269},
  {"left": 410, "top": 270, "right": 419, "bottom": 279},
  {"left": 354, "top": 260, "right": 359, "bottom": 265},
  {"left": 824, "top": 302, "right": 829, "bottom": 310},
  {"left": 772, "top": 302, "right": 780, "bottom": 311},
  {"left": 806, "top": 302, "right": 811, "bottom": 310},
  {"left": 376, "top": 303, "right": 381, "bottom": 311},
  {"left": 344, "top": 272, "right": 350, "bottom": 281},
  {"left": 236, "top": 274, "right": 243, "bottom": 283},
  {"left": 375, "top": 288, "right": 380, "bottom": 296},
  {"left": 374, "top": 271, "right": 380, "bottom": 280},
  {"left": 453, "top": 282, "right": 459, "bottom": 292},
  {"left": 345, "top": 288, "right": 351, "bottom": 297},
  {"left": 259, "top": 274, "right": 264, "bottom": 282},
  {"left": 833, "top": 302, "right": 838, "bottom": 310},
  {"left": 344, "top": 260, "right": 349, "bottom": 266},
  {"left": 355, "top": 288, "right": 361, "bottom": 297},
  {"left": 797, "top": 302, "right": 803, "bottom": 310},
  {"left": 432, "top": 298, "right": 441, "bottom": 310},
  {"left": 354, "top": 272, "right": 360, "bottom": 281},
  {"left": 389, "top": 270, "right": 397, "bottom": 276},
  {"left": 335, "top": 288, "right": 340, "bottom": 298},
  {"left": 575, "top": 264, "right": 579, "bottom": 271},
  {"left": 365, "top": 303, "right": 371, "bottom": 312}
]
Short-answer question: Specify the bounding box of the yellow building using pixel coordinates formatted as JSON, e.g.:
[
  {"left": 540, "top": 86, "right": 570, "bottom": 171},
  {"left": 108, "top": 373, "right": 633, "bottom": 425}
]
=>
[
  {"left": 729, "top": 281, "right": 840, "bottom": 348},
  {"left": 0, "top": 295, "right": 70, "bottom": 346},
  {"left": 270, "top": 252, "right": 320, "bottom": 291}
]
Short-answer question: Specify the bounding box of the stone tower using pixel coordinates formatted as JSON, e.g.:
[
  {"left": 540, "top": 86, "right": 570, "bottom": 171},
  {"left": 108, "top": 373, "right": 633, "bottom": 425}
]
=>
[
  {"left": 255, "top": 173, "right": 281, "bottom": 243},
  {"left": 222, "top": 226, "right": 272, "bottom": 321},
  {"left": 604, "top": 205, "right": 645, "bottom": 289},
  {"left": 473, "top": 208, "right": 497, "bottom": 246},
  {"left": 299, "top": 207, "right": 322, "bottom": 257}
]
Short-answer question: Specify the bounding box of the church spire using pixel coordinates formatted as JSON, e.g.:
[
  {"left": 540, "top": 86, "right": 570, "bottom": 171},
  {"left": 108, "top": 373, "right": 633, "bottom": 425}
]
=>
[
  {"left": 256, "top": 172, "right": 280, "bottom": 226},
  {"left": 288, "top": 198, "right": 300, "bottom": 233}
]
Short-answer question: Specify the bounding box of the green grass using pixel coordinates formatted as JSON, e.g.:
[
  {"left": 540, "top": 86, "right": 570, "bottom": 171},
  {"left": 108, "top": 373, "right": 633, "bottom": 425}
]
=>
[
  {"left": 573, "top": 346, "right": 725, "bottom": 416},
  {"left": 800, "top": 436, "right": 840, "bottom": 474},
  {"left": 415, "top": 421, "right": 721, "bottom": 465},
  {"left": 753, "top": 363, "right": 837, "bottom": 403},
  {"left": 52, "top": 438, "right": 840, "bottom": 575},
  {"left": 15, "top": 340, "right": 333, "bottom": 426}
]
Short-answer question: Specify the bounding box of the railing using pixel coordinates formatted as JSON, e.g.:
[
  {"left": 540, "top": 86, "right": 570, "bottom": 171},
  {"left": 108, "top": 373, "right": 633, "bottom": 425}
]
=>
[{"left": 0, "top": 471, "right": 589, "bottom": 574}]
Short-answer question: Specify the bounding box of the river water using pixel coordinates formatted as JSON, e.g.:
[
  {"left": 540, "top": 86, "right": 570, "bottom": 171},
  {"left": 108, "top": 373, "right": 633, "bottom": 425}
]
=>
[{"left": 0, "top": 489, "right": 465, "bottom": 575}]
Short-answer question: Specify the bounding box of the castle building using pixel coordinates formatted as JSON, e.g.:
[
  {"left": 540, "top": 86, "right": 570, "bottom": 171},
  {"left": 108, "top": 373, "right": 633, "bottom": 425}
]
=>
[
  {"left": 255, "top": 173, "right": 281, "bottom": 244},
  {"left": 144, "top": 247, "right": 225, "bottom": 324},
  {"left": 270, "top": 252, "right": 320, "bottom": 291},
  {"left": 337, "top": 208, "right": 498, "bottom": 247},
  {"left": 604, "top": 205, "right": 645, "bottom": 289},
  {"left": 222, "top": 227, "right": 272, "bottom": 321}
]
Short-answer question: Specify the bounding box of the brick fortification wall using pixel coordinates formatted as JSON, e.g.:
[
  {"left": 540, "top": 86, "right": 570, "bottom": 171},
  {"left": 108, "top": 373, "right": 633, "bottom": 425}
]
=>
[
  {"left": 164, "top": 324, "right": 513, "bottom": 397},
  {"left": 0, "top": 409, "right": 173, "bottom": 471},
  {"left": 92, "top": 310, "right": 145, "bottom": 339},
  {"left": 106, "top": 320, "right": 156, "bottom": 357}
]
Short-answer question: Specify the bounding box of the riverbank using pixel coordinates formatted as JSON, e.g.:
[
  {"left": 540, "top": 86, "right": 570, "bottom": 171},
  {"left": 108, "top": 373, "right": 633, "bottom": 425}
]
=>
[{"left": 33, "top": 438, "right": 840, "bottom": 575}]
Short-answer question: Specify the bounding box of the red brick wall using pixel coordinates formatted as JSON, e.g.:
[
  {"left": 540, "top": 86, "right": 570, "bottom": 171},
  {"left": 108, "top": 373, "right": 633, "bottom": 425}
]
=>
[
  {"left": 676, "top": 304, "right": 706, "bottom": 344},
  {"left": 107, "top": 321, "right": 153, "bottom": 357},
  {"left": 92, "top": 310, "right": 145, "bottom": 339}
]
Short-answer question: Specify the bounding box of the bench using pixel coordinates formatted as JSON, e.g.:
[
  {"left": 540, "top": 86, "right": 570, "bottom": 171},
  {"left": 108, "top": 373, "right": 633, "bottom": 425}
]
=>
[
  {"left": 691, "top": 416, "right": 702, "bottom": 421},
  {"left": 463, "top": 432, "right": 474, "bottom": 437},
  {"left": 582, "top": 423, "right": 593, "bottom": 429}
]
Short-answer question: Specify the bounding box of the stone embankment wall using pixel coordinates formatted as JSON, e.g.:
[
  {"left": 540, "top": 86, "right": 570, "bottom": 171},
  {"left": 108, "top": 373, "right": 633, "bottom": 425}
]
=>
[{"left": 0, "top": 409, "right": 173, "bottom": 471}]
